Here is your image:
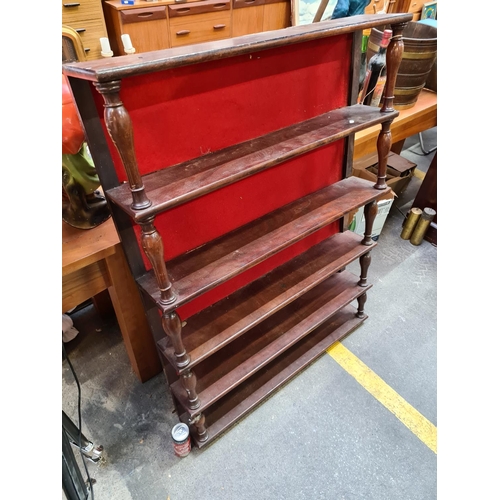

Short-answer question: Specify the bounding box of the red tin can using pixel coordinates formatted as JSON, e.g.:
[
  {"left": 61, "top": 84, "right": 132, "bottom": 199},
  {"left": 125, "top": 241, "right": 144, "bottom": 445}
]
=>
[{"left": 171, "top": 423, "right": 191, "bottom": 458}]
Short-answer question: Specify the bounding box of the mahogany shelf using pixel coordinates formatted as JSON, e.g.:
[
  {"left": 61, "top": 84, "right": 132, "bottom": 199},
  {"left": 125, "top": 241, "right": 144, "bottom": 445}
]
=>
[
  {"left": 182, "top": 304, "right": 366, "bottom": 448},
  {"left": 138, "top": 176, "right": 390, "bottom": 313},
  {"left": 62, "top": 11, "right": 412, "bottom": 449},
  {"left": 157, "top": 230, "right": 373, "bottom": 373},
  {"left": 106, "top": 105, "right": 398, "bottom": 221},
  {"left": 170, "top": 270, "right": 370, "bottom": 417}
]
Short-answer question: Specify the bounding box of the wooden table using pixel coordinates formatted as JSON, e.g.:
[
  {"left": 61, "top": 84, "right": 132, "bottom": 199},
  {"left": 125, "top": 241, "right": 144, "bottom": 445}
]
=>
[
  {"left": 62, "top": 218, "right": 162, "bottom": 382},
  {"left": 354, "top": 89, "right": 437, "bottom": 160}
]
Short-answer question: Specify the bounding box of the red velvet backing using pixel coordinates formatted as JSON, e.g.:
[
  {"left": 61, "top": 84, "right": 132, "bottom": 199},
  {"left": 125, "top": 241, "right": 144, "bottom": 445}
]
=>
[{"left": 92, "top": 34, "right": 353, "bottom": 319}]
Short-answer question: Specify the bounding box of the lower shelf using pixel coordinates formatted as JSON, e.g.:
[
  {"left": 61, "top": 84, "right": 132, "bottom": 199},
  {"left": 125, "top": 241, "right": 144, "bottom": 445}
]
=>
[
  {"left": 181, "top": 303, "right": 366, "bottom": 448},
  {"left": 170, "top": 270, "right": 370, "bottom": 416}
]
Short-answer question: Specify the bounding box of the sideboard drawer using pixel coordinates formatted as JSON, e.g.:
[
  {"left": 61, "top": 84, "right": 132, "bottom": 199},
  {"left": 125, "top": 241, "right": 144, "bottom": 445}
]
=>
[
  {"left": 168, "top": 0, "right": 230, "bottom": 18},
  {"left": 120, "top": 5, "right": 167, "bottom": 24},
  {"left": 170, "top": 11, "right": 231, "bottom": 47},
  {"left": 62, "top": 0, "right": 108, "bottom": 60},
  {"left": 62, "top": 0, "right": 103, "bottom": 24},
  {"left": 68, "top": 18, "right": 109, "bottom": 60}
]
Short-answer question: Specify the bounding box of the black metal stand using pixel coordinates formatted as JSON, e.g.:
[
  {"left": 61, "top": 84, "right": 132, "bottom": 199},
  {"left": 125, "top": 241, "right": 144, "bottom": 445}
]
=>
[{"left": 62, "top": 423, "right": 89, "bottom": 500}]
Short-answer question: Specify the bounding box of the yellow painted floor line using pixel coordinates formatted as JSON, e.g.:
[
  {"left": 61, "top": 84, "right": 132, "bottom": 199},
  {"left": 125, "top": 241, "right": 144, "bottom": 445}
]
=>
[
  {"left": 413, "top": 168, "right": 426, "bottom": 181},
  {"left": 326, "top": 341, "right": 437, "bottom": 454}
]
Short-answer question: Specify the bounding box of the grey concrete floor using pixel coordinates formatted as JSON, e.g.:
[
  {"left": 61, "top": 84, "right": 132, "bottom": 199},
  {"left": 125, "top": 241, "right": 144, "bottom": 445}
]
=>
[{"left": 62, "top": 129, "right": 437, "bottom": 500}]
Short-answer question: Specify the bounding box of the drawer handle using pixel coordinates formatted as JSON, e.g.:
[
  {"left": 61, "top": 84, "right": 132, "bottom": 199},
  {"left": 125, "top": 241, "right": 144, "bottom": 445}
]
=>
[
  {"left": 84, "top": 48, "right": 90, "bottom": 52},
  {"left": 138, "top": 12, "right": 154, "bottom": 17},
  {"left": 63, "top": 2, "right": 80, "bottom": 7},
  {"left": 176, "top": 30, "right": 190, "bottom": 36},
  {"left": 244, "top": 0, "right": 256, "bottom": 3},
  {"left": 75, "top": 28, "right": 86, "bottom": 33},
  {"left": 213, "top": 24, "right": 226, "bottom": 29},
  {"left": 214, "top": 3, "right": 227, "bottom": 7},
  {"left": 177, "top": 7, "right": 191, "bottom": 13}
]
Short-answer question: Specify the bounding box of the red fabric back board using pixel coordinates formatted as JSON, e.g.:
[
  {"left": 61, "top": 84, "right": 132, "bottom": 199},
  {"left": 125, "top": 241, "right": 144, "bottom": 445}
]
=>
[{"left": 93, "top": 34, "right": 353, "bottom": 318}]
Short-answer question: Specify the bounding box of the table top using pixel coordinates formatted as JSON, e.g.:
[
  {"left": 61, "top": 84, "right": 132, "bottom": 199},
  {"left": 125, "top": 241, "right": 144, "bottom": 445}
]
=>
[{"left": 62, "top": 218, "right": 120, "bottom": 277}]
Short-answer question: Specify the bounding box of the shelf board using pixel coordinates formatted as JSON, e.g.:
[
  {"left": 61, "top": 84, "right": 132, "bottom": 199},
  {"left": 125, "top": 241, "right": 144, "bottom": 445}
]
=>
[
  {"left": 157, "top": 231, "right": 374, "bottom": 373},
  {"left": 138, "top": 176, "right": 388, "bottom": 313},
  {"left": 170, "top": 270, "right": 370, "bottom": 417},
  {"left": 181, "top": 303, "right": 366, "bottom": 448},
  {"left": 107, "top": 105, "right": 397, "bottom": 222}
]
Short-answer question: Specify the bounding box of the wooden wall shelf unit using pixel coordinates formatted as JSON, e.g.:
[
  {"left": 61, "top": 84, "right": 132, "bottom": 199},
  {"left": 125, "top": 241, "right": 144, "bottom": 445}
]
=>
[
  {"left": 103, "top": 0, "right": 291, "bottom": 54},
  {"left": 63, "top": 11, "right": 412, "bottom": 448}
]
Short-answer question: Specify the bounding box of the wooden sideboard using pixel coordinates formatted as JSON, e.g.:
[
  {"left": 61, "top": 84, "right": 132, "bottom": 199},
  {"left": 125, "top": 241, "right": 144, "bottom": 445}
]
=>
[
  {"left": 62, "top": 0, "right": 109, "bottom": 60},
  {"left": 365, "top": 0, "right": 427, "bottom": 20},
  {"left": 103, "top": 0, "right": 291, "bottom": 54}
]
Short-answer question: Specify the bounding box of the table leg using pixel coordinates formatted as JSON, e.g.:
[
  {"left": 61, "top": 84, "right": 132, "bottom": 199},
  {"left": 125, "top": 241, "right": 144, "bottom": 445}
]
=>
[{"left": 105, "top": 245, "right": 162, "bottom": 382}]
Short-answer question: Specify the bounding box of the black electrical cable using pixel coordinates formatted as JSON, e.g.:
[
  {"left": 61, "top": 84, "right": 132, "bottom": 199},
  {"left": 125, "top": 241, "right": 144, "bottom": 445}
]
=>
[{"left": 62, "top": 341, "right": 95, "bottom": 500}]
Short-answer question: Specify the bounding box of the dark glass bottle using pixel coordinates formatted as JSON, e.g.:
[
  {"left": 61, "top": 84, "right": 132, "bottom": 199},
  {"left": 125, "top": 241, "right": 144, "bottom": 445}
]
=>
[
  {"left": 357, "top": 29, "right": 371, "bottom": 98},
  {"left": 359, "top": 29, "right": 392, "bottom": 106}
]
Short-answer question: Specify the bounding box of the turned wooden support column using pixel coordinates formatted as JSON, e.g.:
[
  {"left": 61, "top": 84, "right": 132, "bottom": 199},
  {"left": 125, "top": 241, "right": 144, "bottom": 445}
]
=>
[
  {"left": 190, "top": 413, "right": 208, "bottom": 442},
  {"left": 362, "top": 200, "right": 378, "bottom": 245},
  {"left": 374, "top": 120, "right": 393, "bottom": 190},
  {"left": 381, "top": 22, "right": 406, "bottom": 114},
  {"left": 162, "top": 311, "right": 190, "bottom": 369},
  {"left": 181, "top": 369, "right": 201, "bottom": 410},
  {"left": 139, "top": 217, "right": 177, "bottom": 305},
  {"left": 358, "top": 252, "right": 371, "bottom": 287},
  {"left": 375, "top": 22, "right": 406, "bottom": 190},
  {"left": 94, "top": 80, "right": 151, "bottom": 210},
  {"left": 356, "top": 292, "right": 367, "bottom": 319}
]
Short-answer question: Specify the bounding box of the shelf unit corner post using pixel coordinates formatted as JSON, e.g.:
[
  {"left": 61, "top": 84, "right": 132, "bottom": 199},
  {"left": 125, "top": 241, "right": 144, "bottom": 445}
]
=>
[
  {"left": 358, "top": 251, "right": 372, "bottom": 287},
  {"left": 374, "top": 21, "right": 406, "bottom": 190},
  {"left": 181, "top": 369, "right": 201, "bottom": 411},
  {"left": 355, "top": 292, "right": 367, "bottom": 319},
  {"left": 380, "top": 21, "right": 407, "bottom": 115},
  {"left": 139, "top": 217, "right": 177, "bottom": 305},
  {"left": 189, "top": 413, "right": 208, "bottom": 443},
  {"left": 162, "top": 311, "right": 190, "bottom": 369},
  {"left": 361, "top": 200, "right": 378, "bottom": 245},
  {"left": 94, "top": 80, "right": 152, "bottom": 210},
  {"left": 374, "top": 120, "right": 393, "bottom": 190}
]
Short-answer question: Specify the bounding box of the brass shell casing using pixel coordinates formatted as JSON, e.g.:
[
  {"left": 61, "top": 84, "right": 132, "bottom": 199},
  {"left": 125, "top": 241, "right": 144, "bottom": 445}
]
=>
[
  {"left": 410, "top": 208, "right": 436, "bottom": 246},
  {"left": 400, "top": 207, "right": 423, "bottom": 240}
]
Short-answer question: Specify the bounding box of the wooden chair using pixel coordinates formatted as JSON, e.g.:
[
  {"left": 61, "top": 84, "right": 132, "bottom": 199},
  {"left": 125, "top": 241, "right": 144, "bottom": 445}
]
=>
[{"left": 62, "top": 25, "right": 87, "bottom": 63}]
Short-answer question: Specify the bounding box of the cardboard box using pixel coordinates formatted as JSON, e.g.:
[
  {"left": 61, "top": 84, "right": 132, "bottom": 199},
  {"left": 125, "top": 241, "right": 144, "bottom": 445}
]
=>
[
  {"left": 347, "top": 189, "right": 394, "bottom": 241},
  {"left": 352, "top": 151, "right": 417, "bottom": 197}
]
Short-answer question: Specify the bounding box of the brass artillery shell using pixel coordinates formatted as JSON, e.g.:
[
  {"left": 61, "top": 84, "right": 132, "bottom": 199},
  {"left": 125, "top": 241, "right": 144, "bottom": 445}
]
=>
[
  {"left": 400, "top": 207, "right": 423, "bottom": 240},
  {"left": 410, "top": 207, "right": 436, "bottom": 246}
]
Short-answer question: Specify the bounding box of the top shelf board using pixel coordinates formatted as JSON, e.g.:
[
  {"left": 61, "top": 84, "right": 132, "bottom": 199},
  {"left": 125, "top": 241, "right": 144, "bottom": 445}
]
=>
[
  {"left": 61, "top": 12, "right": 413, "bottom": 82},
  {"left": 107, "top": 104, "right": 398, "bottom": 221}
]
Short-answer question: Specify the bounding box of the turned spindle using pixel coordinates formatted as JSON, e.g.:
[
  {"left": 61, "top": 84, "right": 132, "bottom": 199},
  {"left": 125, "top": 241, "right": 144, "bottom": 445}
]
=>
[
  {"left": 181, "top": 369, "right": 201, "bottom": 410},
  {"left": 139, "top": 217, "right": 177, "bottom": 305},
  {"left": 190, "top": 413, "right": 208, "bottom": 442},
  {"left": 362, "top": 200, "right": 378, "bottom": 245},
  {"left": 380, "top": 22, "right": 407, "bottom": 114},
  {"left": 94, "top": 80, "right": 151, "bottom": 210},
  {"left": 356, "top": 292, "right": 367, "bottom": 319},
  {"left": 375, "top": 21, "right": 407, "bottom": 189},
  {"left": 374, "top": 121, "right": 393, "bottom": 190},
  {"left": 162, "top": 311, "right": 190, "bottom": 369},
  {"left": 358, "top": 252, "right": 372, "bottom": 287}
]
